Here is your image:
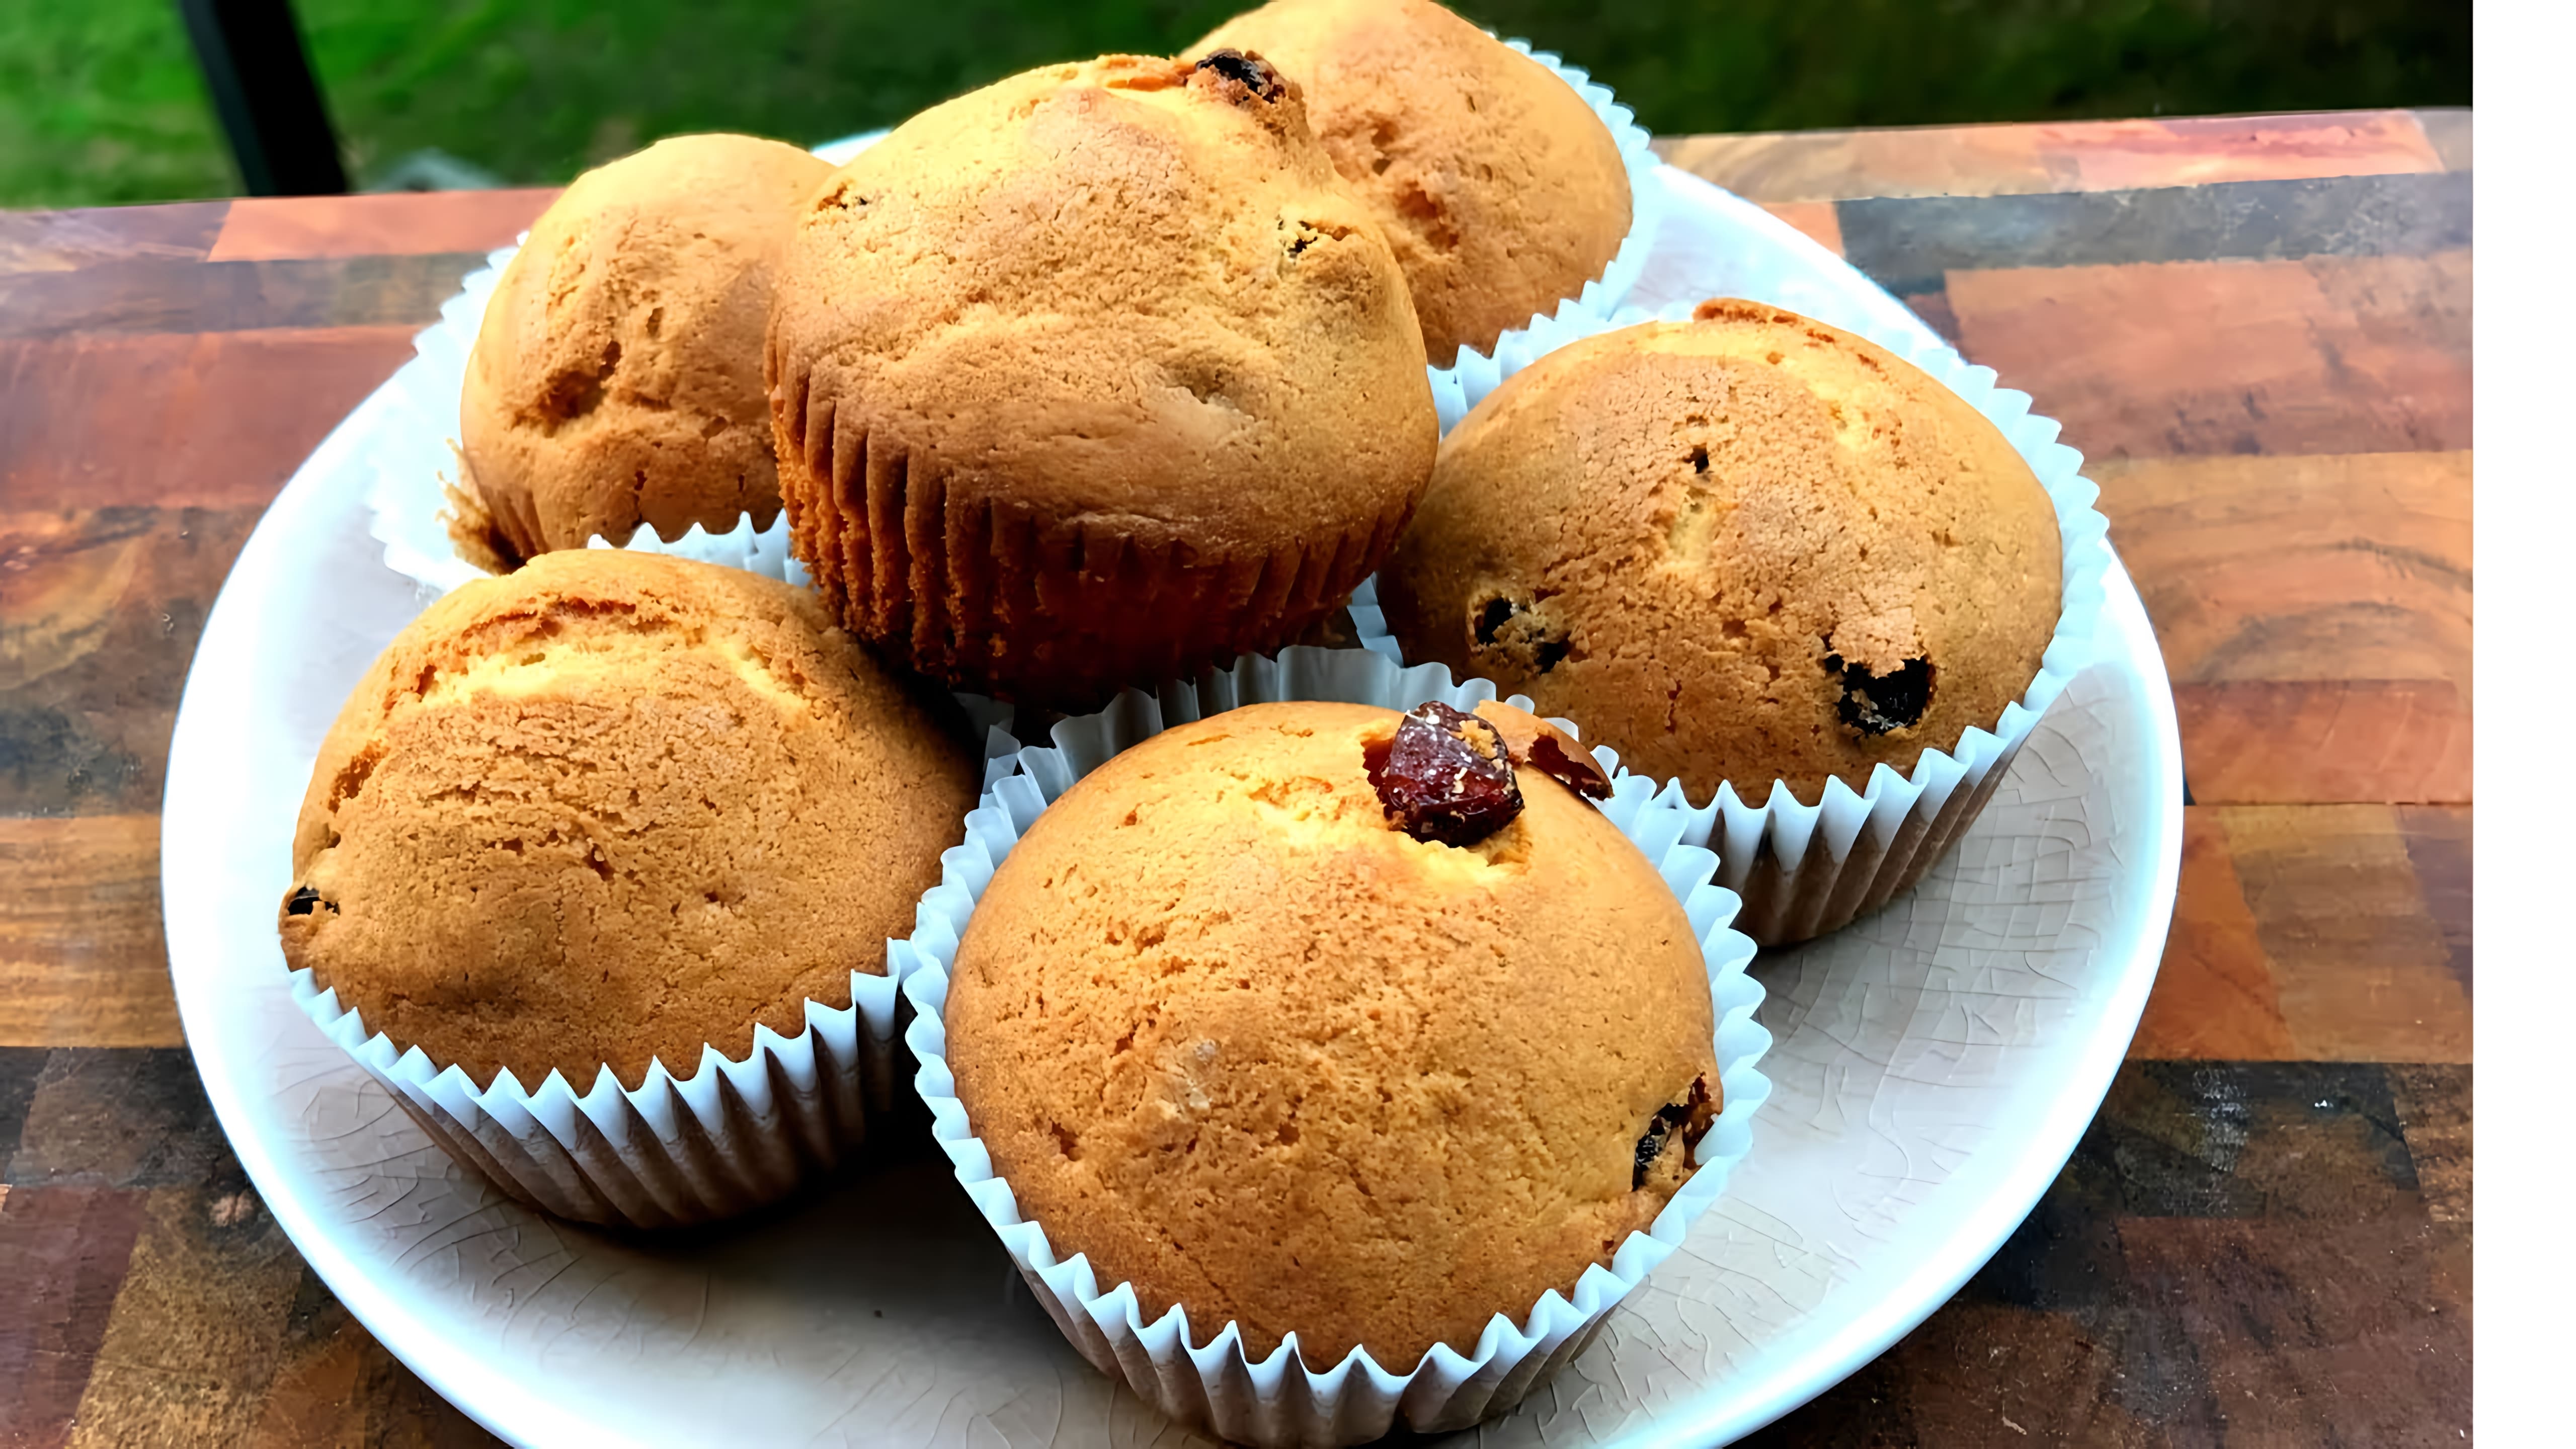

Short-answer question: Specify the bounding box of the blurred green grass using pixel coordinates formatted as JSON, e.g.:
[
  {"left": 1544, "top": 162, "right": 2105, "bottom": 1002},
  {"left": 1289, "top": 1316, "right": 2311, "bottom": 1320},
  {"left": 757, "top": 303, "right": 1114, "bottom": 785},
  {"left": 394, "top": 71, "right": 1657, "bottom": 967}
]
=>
[{"left": 1, "top": 0, "right": 2469, "bottom": 209}]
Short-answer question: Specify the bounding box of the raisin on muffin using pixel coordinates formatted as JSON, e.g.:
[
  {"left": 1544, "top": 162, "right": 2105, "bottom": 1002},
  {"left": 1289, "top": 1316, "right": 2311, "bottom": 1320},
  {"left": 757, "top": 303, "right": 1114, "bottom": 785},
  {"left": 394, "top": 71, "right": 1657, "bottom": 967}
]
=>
[
  {"left": 278, "top": 549, "right": 978, "bottom": 1092},
  {"left": 459, "top": 134, "right": 832, "bottom": 566},
  {"left": 944, "top": 699, "right": 1718, "bottom": 1367},
  {"left": 766, "top": 53, "right": 1438, "bottom": 711},
  {"left": 1379, "top": 299, "right": 2063, "bottom": 808},
  {"left": 1193, "top": 0, "right": 1634, "bottom": 368}
]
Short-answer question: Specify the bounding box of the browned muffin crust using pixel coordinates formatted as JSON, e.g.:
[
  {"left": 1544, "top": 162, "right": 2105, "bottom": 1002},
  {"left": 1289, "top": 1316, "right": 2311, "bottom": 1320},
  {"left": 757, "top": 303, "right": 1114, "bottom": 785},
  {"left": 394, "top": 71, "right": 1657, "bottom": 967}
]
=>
[
  {"left": 461, "top": 134, "right": 832, "bottom": 562},
  {"left": 1380, "top": 299, "right": 2063, "bottom": 805},
  {"left": 766, "top": 54, "right": 1438, "bottom": 711},
  {"left": 1194, "top": 0, "right": 1633, "bottom": 368},
  {"left": 278, "top": 550, "right": 979, "bottom": 1090},
  {"left": 946, "top": 700, "right": 1718, "bottom": 1366}
]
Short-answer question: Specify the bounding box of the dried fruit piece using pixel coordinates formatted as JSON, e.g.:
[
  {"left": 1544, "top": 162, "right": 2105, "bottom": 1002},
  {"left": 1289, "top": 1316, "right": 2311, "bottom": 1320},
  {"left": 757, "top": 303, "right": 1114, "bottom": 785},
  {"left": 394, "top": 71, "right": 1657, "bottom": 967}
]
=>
[
  {"left": 1632, "top": 1075, "right": 1718, "bottom": 1188},
  {"left": 1370, "top": 700, "right": 1522, "bottom": 846},
  {"left": 1826, "top": 654, "right": 1935, "bottom": 735},
  {"left": 1194, "top": 48, "right": 1285, "bottom": 103},
  {"left": 1471, "top": 701, "right": 1612, "bottom": 801}
]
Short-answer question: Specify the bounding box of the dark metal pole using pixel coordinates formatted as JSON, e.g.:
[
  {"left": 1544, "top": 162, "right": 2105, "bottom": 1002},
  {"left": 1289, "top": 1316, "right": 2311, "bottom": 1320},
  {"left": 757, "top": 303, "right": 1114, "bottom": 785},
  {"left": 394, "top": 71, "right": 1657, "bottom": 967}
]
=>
[{"left": 176, "top": 0, "right": 349, "bottom": 196}]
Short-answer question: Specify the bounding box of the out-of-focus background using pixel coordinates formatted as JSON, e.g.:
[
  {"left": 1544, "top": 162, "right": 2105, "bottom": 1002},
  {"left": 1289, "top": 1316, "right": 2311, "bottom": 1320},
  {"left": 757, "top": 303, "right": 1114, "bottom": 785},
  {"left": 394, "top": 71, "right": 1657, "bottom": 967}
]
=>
[{"left": 4, "top": 0, "right": 2471, "bottom": 208}]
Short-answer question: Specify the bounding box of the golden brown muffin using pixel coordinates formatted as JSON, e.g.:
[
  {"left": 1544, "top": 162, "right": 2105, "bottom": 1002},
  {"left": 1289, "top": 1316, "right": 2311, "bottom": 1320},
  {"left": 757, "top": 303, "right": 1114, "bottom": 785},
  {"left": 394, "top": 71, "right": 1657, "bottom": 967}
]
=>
[
  {"left": 945, "top": 699, "right": 1718, "bottom": 1366},
  {"left": 1380, "top": 299, "right": 2063, "bottom": 806},
  {"left": 278, "top": 549, "right": 978, "bottom": 1091},
  {"left": 461, "top": 134, "right": 833, "bottom": 563},
  {"left": 767, "top": 53, "right": 1438, "bottom": 711},
  {"left": 1194, "top": 0, "right": 1633, "bottom": 368}
]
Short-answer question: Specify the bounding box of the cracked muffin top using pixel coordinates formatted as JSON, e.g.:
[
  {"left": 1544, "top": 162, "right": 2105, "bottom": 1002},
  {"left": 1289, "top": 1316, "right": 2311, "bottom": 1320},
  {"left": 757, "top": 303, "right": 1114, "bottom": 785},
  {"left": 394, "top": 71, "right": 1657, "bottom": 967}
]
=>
[
  {"left": 277, "top": 549, "right": 977, "bottom": 1091},
  {"left": 1193, "top": 0, "right": 1632, "bottom": 368},
  {"left": 943, "top": 699, "right": 1718, "bottom": 1367},
  {"left": 1378, "top": 299, "right": 2063, "bottom": 806},
  {"left": 458, "top": 133, "right": 832, "bottom": 564}
]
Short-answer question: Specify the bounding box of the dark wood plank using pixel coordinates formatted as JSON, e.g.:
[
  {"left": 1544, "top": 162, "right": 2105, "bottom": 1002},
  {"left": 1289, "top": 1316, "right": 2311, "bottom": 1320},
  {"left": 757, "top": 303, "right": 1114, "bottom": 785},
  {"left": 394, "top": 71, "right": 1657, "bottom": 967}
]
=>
[
  {"left": 1747, "top": 1060, "right": 2470, "bottom": 1445},
  {"left": 0, "top": 329, "right": 421, "bottom": 511},
  {"left": 1840, "top": 172, "right": 2470, "bottom": 290},
  {"left": 1947, "top": 252, "right": 2472, "bottom": 459},
  {"left": 0, "top": 1051, "right": 497, "bottom": 1447},
  {"left": 2387, "top": 1064, "right": 2470, "bottom": 1225},
  {"left": 2115, "top": 1216, "right": 2468, "bottom": 1443},
  {"left": 0, "top": 1183, "right": 150, "bottom": 1447},
  {"left": 0, "top": 254, "right": 487, "bottom": 341},
  {"left": 209, "top": 189, "right": 556, "bottom": 263},
  {"left": 1, "top": 508, "right": 266, "bottom": 819},
  {"left": 2413, "top": 109, "right": 2471, "bottom": 172},
  {"left": 60, "top": 1182, "right": 308, "bottom": 1444},
  {"left": 2394, "top": 806, "right": 2472, "bottom": 1001}
]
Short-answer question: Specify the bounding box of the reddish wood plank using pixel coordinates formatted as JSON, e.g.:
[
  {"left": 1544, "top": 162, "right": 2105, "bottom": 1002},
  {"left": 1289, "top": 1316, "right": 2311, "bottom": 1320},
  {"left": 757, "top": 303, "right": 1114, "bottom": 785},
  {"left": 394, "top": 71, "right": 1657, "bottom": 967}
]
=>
[
  {"left": 0, "top": 329, "right": 419, "bottom": 511},
  {"left": 2131, "top": 811, "right": 2294, "bottom": 1060},
  {"left": 0, "top": 818, "right": 179, "bottom": 1049},
  {"left": 2218, "top": 804, "right": 2470, "bottom": 1063},
  {"left": 1655, "top": 110, "right": 2441, "bottom": 204},
  {"left": 2028, "top": 111, "right": 2445, "bottom": 193},
  {"left": 2173, "top": 679, "right": 2469, "bottom": 806},
  {"left": 0, "top": 205, "right": 230, "bottom": 276},
  {"left": 208, "top": 189, "right": 556, "bottom": 263},
  {"left": 0, "top": 1185, "right": 150, "bottom": 1448},
  {"left": 1949, "top": 253, "right": 2471, "bottom": 460},
  {"left": 1756, "top": 201, "right": 1843, "bottom": 255},
  {"left": 2092, "top": 452, "right": 2470, "bottom": 693}
]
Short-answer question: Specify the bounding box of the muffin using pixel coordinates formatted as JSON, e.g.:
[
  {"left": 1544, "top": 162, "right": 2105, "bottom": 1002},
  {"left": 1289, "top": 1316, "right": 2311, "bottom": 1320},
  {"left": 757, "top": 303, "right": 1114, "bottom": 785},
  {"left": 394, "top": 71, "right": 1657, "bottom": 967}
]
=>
[
  {"left": 943, "top": 698, "right": 1719, "bottom": 1367},
  {"left": 278, "top": 548, "right": 978, "bottom": 1093},
  {"left": 1193, "top": 0, "right": 1634, "bottom": 368},
  {"left": 1379, "top": 299, "right": 2061, "bottom": 811},
  {"left": 766, "top": 53, "right": 1438, "bottom": 711},
  {"left": 459, "top": 134, "right": 833, "bottom": 566}
]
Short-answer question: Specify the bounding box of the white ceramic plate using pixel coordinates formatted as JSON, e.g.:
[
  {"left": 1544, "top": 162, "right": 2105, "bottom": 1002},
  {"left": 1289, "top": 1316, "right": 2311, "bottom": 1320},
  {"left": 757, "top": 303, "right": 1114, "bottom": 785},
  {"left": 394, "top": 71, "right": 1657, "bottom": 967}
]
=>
[{"left": 162, "top": 163, "right": 2184, "bottom": 1447}]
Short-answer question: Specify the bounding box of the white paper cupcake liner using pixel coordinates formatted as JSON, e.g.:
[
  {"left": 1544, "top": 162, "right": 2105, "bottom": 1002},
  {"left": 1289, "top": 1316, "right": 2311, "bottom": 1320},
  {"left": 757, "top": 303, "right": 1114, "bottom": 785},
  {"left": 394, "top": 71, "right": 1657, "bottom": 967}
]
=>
[
  {"left": 1356, "top": 299, "right": 2114, "bottom": 946},
  {"left": 1426, "top": 39, "right": 1665, "bottom": 433},
  {"left": 282, "top": 715, "right": 1030, "bottom": 1230},
  {"left": 286, "top": 962, "right": 895, "bottom": 1229},
  {"left": 894, "top": 645, "right": 1774, "bottom": 1445}
]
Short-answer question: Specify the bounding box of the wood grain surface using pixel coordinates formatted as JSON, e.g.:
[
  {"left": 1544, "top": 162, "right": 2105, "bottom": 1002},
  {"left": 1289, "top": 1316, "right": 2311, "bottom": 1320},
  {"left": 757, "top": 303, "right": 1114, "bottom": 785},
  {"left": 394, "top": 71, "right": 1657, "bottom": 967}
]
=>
[{"left": 0, "top": 108, "right": 2471, "bottom": 1446}]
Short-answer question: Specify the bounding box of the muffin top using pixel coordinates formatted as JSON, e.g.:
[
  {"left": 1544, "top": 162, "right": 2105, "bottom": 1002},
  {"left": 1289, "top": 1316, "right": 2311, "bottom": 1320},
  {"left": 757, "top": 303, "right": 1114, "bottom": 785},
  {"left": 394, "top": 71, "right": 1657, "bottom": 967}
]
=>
[
  {"left": 766, "top": 53, "right": 1436, "bottom": 575},
  {"left": 461, "top": 133, "right": 832, "bottom": 563},
  {"left": 1194, "top": 0, "right": 1633, "bottom": 368},
  {"left": 278, "top": 549, "right": 978, "bottom": 1091},
  {"left": 1379, "top": 300, "right": 2064, "bottom": 805},
  {"left": 945, "top": 699, "right": 1718, "bottom": 1367}
]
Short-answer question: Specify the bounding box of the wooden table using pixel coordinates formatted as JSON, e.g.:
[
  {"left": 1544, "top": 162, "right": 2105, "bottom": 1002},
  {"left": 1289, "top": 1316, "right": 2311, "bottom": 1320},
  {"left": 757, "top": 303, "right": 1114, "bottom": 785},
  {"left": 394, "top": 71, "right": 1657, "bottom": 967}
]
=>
[{"left": 0, "top": 109, "right": 2470, "bottom": 1445}]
